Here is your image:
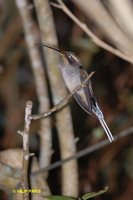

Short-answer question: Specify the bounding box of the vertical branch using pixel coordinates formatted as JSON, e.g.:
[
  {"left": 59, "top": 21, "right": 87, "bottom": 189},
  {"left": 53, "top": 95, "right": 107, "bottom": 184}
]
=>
[
  {"left": 20, "top": 101, "right": 32, "bottom": 200},
  {"left": 15, "top": 0, "right": 52, "bottom": 178},
  {"left": 34, "top": 0, "right": 78, "bottom": 197}
]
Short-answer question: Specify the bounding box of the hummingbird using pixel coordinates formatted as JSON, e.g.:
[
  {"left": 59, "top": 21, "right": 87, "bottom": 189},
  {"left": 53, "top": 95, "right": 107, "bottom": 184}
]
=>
[{"left": 38, "top": 44, "right": 114, "bottom": 142}]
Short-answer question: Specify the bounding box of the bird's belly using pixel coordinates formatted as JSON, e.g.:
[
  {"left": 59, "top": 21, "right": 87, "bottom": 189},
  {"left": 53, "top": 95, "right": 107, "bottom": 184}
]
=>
[
  {"left": 61, "top": 67, "right": 88, "bottom": 104},
  {"left": 61, "top": 67, "right": 81, "bottom": 90}
]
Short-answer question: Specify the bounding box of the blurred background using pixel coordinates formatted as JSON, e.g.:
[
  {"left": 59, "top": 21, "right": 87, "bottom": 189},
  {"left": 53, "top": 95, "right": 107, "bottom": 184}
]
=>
[{"left": 0, "top": 0, "right": 133, "bottom": 199}]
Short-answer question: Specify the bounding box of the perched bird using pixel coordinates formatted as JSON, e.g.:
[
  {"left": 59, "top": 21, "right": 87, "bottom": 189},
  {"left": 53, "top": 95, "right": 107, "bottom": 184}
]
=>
[{"left": 39, "top": 44, "right": 114, "bottom": 142}]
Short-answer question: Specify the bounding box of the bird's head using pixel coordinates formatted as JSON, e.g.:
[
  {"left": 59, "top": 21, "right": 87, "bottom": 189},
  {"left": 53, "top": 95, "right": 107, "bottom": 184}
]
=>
[
  {"left": 36, "top": 43, "right": 82, "bottom": 67},
  {"left": 64, "top": 51, "right": 82, "bottom": 67}
]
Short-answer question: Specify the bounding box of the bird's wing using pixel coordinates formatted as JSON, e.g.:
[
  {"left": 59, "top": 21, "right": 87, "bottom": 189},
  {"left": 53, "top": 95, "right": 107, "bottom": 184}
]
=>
[
  {"left": 73, "top": 92, "right": 92, "bottom": 114},
  {"left": 73, "top": 68, "right": 92, "bottom": 114}
]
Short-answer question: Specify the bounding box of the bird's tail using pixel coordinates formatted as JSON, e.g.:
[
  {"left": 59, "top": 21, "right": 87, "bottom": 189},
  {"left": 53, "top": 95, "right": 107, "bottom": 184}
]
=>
[
  {"left": 98, "top": 117, "right": 114, "bottom": 142},
  {"left": 92, "top": 103, "right": 114, "bottom": 142}
]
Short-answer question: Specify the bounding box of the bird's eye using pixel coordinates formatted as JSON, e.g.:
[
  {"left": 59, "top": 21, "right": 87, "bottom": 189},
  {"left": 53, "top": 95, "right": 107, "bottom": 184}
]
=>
[{"left": 68, "top": 54, "right": 72, "bottom": 58}]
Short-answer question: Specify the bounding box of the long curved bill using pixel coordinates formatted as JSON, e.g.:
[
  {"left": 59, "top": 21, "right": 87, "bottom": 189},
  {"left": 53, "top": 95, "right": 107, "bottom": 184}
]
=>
[
  {"left": 98, "top": 118, "right": 114, "bottom": 142},
  {"left": 35, "top": 43, "right": 64, "bottom": 55}
]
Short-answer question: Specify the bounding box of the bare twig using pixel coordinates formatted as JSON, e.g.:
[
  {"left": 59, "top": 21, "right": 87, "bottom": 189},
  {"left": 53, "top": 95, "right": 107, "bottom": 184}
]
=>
[
  {"left": 32, "top": 126, "right": 133, "bottom": 175},
  {"left": 30, "top": 71, "right": 94, "bottom": 120},
  {"left": 51, "top": 0, "right": 133, "bottom": 63},
  {"left": 20, "top": 101, "right": 32, "bottom": 200}
]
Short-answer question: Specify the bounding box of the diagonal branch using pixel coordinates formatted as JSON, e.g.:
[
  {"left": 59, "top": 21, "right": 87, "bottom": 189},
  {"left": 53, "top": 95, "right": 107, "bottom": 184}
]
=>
[
  {"left": 30, "top": 71, "right": 94, "bottom": 120},
  {"left": 51, "top": 0, "right": 133, "bottom": 64},
  {"left": 32, "top": 126, "right": 133, "bottom": 175}
]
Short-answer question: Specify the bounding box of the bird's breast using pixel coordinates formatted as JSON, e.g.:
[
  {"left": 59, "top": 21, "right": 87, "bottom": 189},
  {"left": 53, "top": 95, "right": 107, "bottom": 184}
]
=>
[
  {"left": 61, "top": 65, "right": 81, "bottom": 91},
  {"left": 61, "top": 65, "right": 88, "bottom": 105}
]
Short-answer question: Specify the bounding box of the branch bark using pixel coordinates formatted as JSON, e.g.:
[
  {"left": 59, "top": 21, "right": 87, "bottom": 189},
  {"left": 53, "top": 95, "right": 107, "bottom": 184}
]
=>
[
  {"left": 34, "top": 0, "right": 78, "bottom": 196},
  {"left": 19, "top": 101, "right": 32, "bottom": 200}
]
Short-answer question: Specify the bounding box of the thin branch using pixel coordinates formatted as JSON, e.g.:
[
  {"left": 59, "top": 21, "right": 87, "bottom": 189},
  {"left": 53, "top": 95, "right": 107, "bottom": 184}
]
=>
[
  {"left": 32, "top": 126, "right": 133, "bottom": 175},
  {"left": 21, "top": 101, "right": 32, "bottom": 200},
  {"left": 51, "top": 0, "right": 133, "bottom": 64},
  {"left": 30, "top": 71, "right": 94, "bottom": 120}
]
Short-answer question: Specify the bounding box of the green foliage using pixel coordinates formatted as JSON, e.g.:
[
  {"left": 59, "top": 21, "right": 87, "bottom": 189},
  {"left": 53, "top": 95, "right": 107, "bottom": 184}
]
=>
[
  {"left": 45, "top": 186, "right": 108, "bottom": 200},
  {"left": 81, "top": 186, "right": 108, "bottom": 200},
  {"left": 46, "top": 195, "right": 75, "bottom": 200}
]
